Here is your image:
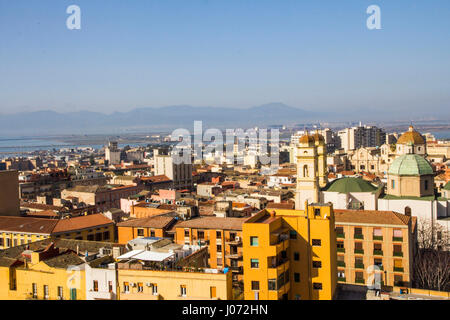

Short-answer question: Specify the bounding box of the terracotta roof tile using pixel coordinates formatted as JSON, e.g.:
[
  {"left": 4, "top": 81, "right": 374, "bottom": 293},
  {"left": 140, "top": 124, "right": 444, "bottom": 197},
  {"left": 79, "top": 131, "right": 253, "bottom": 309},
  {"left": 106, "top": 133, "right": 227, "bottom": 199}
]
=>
[
  {"left": 334, "top": 209, "right": 411, "bottom": 226},
  {"left": 52, "top": 214, "right": 114, "bottom": 233},
  {"left": 117, "top": 216, "right": 175, "bottom": 229},
  {"left": 175, "top": 216, "right": 245, "bottom": 231}
]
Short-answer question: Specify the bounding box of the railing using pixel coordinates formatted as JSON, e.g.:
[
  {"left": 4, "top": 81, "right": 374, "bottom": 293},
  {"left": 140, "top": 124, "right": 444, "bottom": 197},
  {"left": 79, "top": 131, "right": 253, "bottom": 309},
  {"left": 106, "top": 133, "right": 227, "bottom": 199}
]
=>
[
  {"left": 336, "top": 233, "right": 345, "bottom": 239},
  {"left": 393, "top": 267, "right": 404, "bottom": 272},
  {"left": 338, "top": 277, "right": 346, "bottom": 282},
  {"left": 337, "top": 261, "right": 345, "bottom": 267},
  {"left": 373, "top": 236, "right": 383, "bottom": 241},
  {"left": 337, "top": 248, "right": 345, "bottom": 253},
  {"left": 354, "top": 234, "right": 364, "bottom": 240},
  {"left": 355, "top": 279, "right": 365, "bottom": 284},
  {"left": 354, "top": 249, "right": 364, "bottom": 254},
  {"left": 392, "top": 237, "right": 403, "bottom": 242},
  {"left": 268, "top": 257, "right": 289, "bottom": 269},
  {"left": 355, "top": 263, "right": 364, "bottom": 269},
  {"left": 393, "top": 252, "right": 403, "bottom": 257},
  {"left": 373, "top": 250, "right": 383, "bottom": 256}
]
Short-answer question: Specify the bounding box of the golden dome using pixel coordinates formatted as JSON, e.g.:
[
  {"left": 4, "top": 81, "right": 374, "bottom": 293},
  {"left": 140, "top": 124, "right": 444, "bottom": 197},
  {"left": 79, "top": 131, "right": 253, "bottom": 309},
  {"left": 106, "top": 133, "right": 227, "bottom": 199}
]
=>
[
  {"left": 299, "top": 133, "right": 315, "bottom": 144},
  {"left": 397, "top": 126, "right": 425, "bottom": 145}
]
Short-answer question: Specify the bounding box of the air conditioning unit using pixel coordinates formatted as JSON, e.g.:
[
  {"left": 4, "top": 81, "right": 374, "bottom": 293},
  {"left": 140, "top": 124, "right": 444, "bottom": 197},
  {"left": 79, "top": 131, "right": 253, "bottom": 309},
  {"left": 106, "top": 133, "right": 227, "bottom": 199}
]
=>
[
  {"left": 130, "top": 282, "right": 136, "bottom": 287},
  {"left": 146, "top": 283, "right": 152, "bottom": 287},
  {"left": 235, "top": 236, "right": 241, "bottom": 242}
]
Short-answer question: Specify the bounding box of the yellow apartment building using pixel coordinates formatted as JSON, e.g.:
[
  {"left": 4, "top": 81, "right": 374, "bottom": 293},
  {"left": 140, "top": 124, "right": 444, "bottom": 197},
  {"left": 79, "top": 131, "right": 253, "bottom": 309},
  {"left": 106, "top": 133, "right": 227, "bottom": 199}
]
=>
[
  {"left": 174, "top": 216, "right": 246, "bottom": 283},
  {"left": 0, "top": 214, "right": 115, "bottom": 250},
  {"left": 243, "top": 203, "right": 337, "bottom": 300},
  {"left": 334, "top": 209, "right": 416, "bottom": 288},
  {"left": 117, "top": 267, "right": 232, "bottom": 300}
]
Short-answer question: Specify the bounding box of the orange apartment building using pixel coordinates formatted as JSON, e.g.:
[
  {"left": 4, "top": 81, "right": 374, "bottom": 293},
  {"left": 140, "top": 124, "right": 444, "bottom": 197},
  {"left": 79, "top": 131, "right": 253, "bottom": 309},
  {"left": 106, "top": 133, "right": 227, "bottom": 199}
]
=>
[
  {"left": 334, "top": 209, "right": 417, "bottom": 288},
  {"left": 174, "top": 216, "right": 247, "bottom": 283},
  {"left": 116, "top": 216, "right": 177, "bottom": 244}
]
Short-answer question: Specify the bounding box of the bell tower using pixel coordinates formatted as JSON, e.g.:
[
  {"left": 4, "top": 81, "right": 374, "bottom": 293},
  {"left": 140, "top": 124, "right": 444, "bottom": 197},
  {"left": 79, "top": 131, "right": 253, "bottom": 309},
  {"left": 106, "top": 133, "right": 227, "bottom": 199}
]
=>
[
  {"left": 313, "top": 130, "right": 328, "bottom": 188},
  {"left": 295, "top": 132, "right": 320, "bottom": 210}
]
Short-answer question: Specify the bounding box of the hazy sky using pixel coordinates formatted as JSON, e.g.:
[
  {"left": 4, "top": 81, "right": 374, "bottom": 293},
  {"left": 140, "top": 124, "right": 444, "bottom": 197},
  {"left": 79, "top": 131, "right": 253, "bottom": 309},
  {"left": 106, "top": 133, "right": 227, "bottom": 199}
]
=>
[{"left": 0, "top": 0, "right": 449, "bottom": 115}]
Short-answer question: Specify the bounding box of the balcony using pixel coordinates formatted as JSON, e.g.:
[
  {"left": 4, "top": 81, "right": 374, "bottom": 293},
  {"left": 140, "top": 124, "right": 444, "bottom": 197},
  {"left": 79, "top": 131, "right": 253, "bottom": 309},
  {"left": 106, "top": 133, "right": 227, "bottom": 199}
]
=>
[
  {"left": 355, "top": 279, "right": 365, "bottom": 284},
  {"left": 337, "top": 261, "right": 345, "bottom": 267},
  {"left": 373, "top": 236, "right": 383, "bottom": 241},
  {"left": 337, "top": 248, "right": 345, "bottom": 253},
  {"left": 226, "top": 238, "right": 242, "bottom": 246},
  {"left": 229, "top": 266, "right": 243, "bottom": 273},
  {"left": 393, "top": 252, "right": 403, "bottom": 257},
  {"left": 337, "top": 233, "right": 345, "bottom": 239},
  {"left": 354, "top": 249, "right": 364, "bottom": 255},
  {"left": 354, "top": 234, "right": 364, "bottom": 240},
  {"left": 392, "top": 237, "right": 403, "bottom": 242},
  {"left": 373, "top": 250, "right": 383, "bottom": 256},
  {"left": 393, "top": 267, "right": 404, "bottom": 272},
  {"left": 337, "top": 277, "right": 346, "bottom": 282},
  {"left": 89, "top": 290, "right": 113, "bottom": 300},
  {"left": 355, "top": 263, "right": 364, "bottom": 269},
  {"left": 226, "top": 253, "right": 242, "bottom": 260}
]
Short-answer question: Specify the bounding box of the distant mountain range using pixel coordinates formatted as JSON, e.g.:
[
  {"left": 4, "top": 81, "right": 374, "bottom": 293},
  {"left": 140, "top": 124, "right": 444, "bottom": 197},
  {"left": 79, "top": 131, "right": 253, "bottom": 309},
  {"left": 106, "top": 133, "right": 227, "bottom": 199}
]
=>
[
  {"left": 0, "top": 103, "right": 325, "bottom": 135},
  {"left": 1, "top": 102, "right": 447, "bottom": 136}
]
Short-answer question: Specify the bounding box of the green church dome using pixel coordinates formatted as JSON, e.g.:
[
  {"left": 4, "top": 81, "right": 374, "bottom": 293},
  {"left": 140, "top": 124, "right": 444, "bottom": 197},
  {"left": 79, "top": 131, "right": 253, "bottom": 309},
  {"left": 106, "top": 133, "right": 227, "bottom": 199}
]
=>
[
  {"left": 388, "top": 154, "right": 433, "bottom": 176},
  {"left": 324, "top": 177, "right": 377, "bottom": 193}
]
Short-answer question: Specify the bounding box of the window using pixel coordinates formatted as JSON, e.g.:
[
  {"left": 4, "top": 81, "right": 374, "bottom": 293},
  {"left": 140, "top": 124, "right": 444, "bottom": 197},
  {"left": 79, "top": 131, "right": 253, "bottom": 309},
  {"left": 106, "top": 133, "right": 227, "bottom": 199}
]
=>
[
  {"left": 216, "top": 231, "right": 222, "bottom": 238},
  {"left": 124, "top": 282, "right": 130, "bottom": 293},
  {"left": 217, "top": 244, "right": 222, "bottom": 251},
  {"left": 32, "top": 283, "right": 37, "bottom": 298},
  {"left": 404, "top": 207, "right": 411, "bottom": 216},
  {"left": 313, "top": 261, "right": 322, "bottom": 268},
  {"left": 108, "top": 281, "right": 113, "bottom": 293},
  {"left": 393, "top": 229, "right": 403, "bottom": 240},
  {"left": 391, "top": 180, "right": 395, "bottom": 189},
  {"left": 210, "top": 286, "right": 217, "bottom": 298},
  {"left": 152, "top": 284, "right": 158, "bottom": 295},
  {"left": 251, "top": 281, "right": 260, "bottom": 291},
  {"left": 312, "top": 239, "right": 321, "bottom": 246},
  {"left": 184, "top": 229, "right": 189, "bottom": 237},
  {"left": 43, "top": 285, "right": 49, "bottom": 300},
  {"left": 137, "top": 283, "right": 143, "bottom": 293},
  {"left": 180, "top": 285, "right": 187, "bottom": 297},
  {"left": 424, "top": 180, "right": 429, "bottom": 190},
  {"left": 0, "top": 238, "right": 3, "bottom": 246},
  {"left": 95, "top": 233, "right": 102, "bottom": 241},
  {"left": 250, "top": 259, "right": 259, "bottom": 268},
  {"left": 150, "top": 230, "right": 155, "bottom": 237},
  {"left": 337, "top": 241, "right": 344, "bottom": 249},
  {"left": 314, "top": 209, "right": 321, "bottom": 217},
  {"left": 294, "top": 252, "right": 300, "bottom": 261},
  {"left": 313, "top": 283, "right": 322, "bottom": 290},
  {"left": 93, "top": 280, "right": 98, "bottom": 292},
  {"left": 57, "top": 286, "right": 63, "bottom": 299},
  {"left": 289, "top": 230, "right": 297, "bottom": 239},
  {"left": 250, "top": 236, "right": 259, "bottom": 246},
  {"left": 303, "top": 165, "right": 309, "bottom": 177},
  {"left": 294, "top": 273, "right": 300, "bottom": 283},
  {"left": 137, "top": 228, "right": 145, "bottom": 236},
  {"left": 268, "top": 279, "right": 277, "bottom": 291},
  {"left": 197, "top": 231, "right": 205, "bottom": 239},
  {"left": 373, "top": 228, "right": 382, "bottom": 238},
  {"left": 87, "top": 234, "right": 94, "bottom": 241},
  {"left": 70, "top": 288, "right": 77, "bottom": 300},
  {"left": 103, "top": 231, "right": 110, "bottom": 240}
]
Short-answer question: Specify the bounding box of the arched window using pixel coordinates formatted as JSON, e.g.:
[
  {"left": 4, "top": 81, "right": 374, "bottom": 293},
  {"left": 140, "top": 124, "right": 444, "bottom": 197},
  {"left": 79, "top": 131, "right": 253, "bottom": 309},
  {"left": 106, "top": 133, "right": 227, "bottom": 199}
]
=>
[
  {"left": 424, "top": 180, "right": 429, "bottom": 190},
  {"left": 404, "top": 207, "right": 411, "bottom": 216},
  {"left": 303, "top": 165, "right": 309, "bottom": 177}
]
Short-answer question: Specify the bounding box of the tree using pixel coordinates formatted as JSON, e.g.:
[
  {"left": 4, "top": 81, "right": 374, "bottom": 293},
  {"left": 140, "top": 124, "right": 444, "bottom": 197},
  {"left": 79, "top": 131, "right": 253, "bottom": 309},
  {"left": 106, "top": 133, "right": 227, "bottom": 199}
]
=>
[{"left": 413, "top": 219, "right": 450, "bottom": 291}]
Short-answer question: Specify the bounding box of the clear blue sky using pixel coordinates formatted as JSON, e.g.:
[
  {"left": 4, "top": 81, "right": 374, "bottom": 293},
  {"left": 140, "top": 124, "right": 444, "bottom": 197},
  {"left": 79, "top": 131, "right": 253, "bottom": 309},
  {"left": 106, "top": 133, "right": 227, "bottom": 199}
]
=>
[{"left": 0, "top": 0, "right": 449, "bottom": 116}]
